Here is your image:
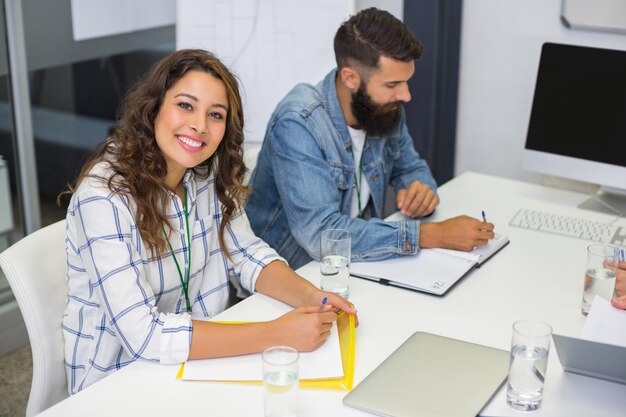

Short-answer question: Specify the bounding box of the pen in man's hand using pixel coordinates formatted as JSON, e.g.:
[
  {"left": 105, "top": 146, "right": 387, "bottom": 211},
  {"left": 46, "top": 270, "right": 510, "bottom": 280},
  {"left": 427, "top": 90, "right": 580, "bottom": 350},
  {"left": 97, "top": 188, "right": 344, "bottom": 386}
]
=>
[
  {"left": 481, "top": 210, "right": 487, "bottom": 223},
  {"left": 620, "top": 249, "right": 625, "bottom": 262}
]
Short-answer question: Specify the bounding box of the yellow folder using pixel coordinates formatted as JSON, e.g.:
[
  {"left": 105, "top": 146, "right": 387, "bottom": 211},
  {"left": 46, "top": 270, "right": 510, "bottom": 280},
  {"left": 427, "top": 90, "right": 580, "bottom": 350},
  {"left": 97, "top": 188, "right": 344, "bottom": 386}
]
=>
[{"left": 176, "top": 312, "right": 355, "bottom": 390}]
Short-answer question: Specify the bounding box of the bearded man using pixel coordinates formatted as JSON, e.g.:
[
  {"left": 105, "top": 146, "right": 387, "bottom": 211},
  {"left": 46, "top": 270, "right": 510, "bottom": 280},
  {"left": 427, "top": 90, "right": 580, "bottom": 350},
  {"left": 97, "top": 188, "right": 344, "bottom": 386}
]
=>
[{"left": 245, "top": 7, "right": 494, "bottom": 269}]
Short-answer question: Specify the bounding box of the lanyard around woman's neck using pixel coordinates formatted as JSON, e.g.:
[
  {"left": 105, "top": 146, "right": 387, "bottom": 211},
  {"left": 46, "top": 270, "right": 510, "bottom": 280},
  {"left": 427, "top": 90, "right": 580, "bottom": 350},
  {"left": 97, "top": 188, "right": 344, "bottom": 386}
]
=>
[
  {"left": 349, "top": 145, "right": 365, "bottom": 218},
  {"left": 164, "top": 186, "right": 192, "bottom": 312}
]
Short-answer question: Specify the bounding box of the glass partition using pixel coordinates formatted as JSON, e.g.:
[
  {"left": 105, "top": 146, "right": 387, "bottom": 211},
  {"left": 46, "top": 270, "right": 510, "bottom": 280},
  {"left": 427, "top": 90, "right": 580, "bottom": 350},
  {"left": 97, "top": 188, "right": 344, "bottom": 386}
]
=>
[
  {"left": 0, "top": 0, "right": 20, "bottom": 307},
  {"left": 0, "top": 0, "right": 175, "bottom": 353}
]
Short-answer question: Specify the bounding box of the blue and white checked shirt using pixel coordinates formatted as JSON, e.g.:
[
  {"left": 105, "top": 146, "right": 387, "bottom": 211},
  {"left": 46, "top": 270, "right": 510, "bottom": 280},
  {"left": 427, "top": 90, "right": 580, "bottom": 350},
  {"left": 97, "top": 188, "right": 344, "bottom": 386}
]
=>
[{"left": 63, "top": 162, "right": 282, "bottom": 394}]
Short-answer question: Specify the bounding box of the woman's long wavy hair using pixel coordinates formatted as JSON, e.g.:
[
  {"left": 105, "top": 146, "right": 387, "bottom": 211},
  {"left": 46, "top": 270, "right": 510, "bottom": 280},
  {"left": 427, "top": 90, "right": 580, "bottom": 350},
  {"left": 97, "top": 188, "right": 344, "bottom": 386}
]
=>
[{"left": 64, "top": 49, "right": 248, "bottom": 256}]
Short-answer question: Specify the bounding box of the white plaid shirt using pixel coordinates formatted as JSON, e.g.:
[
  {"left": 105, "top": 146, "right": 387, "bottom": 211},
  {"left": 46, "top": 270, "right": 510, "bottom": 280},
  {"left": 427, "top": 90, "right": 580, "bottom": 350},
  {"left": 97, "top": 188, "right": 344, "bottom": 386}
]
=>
[{"left": 63, "top": 162, "right": 282, "bottom": 394}]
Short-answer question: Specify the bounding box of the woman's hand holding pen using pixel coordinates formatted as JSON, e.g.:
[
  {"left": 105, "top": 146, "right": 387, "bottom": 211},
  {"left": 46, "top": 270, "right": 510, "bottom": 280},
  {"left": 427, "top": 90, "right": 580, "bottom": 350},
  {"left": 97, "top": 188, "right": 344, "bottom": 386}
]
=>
[
  {"left": 269, "top": 289, "right": 358, "bottom": 352},
  {"left": 306, "top": 289, "right": 359, "bottom": 326},
  {"left": 270, "top": 306, "right": 338, "bottom": 352}
]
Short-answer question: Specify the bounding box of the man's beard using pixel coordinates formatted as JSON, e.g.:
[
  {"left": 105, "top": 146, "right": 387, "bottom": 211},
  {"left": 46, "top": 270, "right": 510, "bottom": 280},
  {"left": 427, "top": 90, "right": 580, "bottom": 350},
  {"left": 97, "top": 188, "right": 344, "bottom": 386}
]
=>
[{"left": 350, "top": 83, "right": 403, "bottom": 137}]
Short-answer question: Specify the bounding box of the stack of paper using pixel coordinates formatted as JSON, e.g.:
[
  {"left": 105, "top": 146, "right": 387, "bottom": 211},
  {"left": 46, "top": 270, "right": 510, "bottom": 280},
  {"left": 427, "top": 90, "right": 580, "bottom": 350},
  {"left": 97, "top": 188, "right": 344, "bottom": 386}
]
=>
[
  {"left": 580, "top": 297, "right": 626, "bottom": 347},
  {"left": 177, "top": 312, "right": 356, "bottom": 390}
]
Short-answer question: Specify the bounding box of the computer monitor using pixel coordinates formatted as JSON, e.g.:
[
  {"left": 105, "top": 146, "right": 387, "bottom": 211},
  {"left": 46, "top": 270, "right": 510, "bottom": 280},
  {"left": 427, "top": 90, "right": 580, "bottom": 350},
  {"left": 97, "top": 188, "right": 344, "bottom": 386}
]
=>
[{"left": 522, "top": 42, "right": 626, "bottom": 215}]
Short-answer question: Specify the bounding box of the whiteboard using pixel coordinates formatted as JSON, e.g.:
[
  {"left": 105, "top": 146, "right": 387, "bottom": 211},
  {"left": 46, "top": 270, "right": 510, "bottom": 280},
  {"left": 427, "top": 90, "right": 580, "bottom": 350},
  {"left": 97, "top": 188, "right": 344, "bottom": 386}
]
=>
[
  {"left": 71, "top": 0, "right": 175, "bottom": 41},
  {"left": 561, "top": 0, "right": 626, "bottom": 34},
  {"left": 176, "top": 0, "right": 353, "bottom": 143}
]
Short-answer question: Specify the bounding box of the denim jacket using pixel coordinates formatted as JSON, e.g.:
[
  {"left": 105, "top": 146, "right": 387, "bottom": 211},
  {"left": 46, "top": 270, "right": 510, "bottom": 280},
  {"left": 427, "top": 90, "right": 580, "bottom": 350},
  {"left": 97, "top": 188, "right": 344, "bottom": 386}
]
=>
[{"left": 246, "top": 69, "right": 437, "bottom": 269}]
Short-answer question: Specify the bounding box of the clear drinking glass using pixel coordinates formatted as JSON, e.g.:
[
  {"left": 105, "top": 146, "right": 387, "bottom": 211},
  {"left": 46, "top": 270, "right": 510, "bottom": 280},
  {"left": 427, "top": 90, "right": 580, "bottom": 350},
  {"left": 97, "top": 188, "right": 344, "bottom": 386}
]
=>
[
  {"left": 581, "top": 244, "right": 619, "bottom": 316},
  {"left": 320, "top": 229, "right": 351, "bottom": 298},
  {"left": 262, "top": 346, "right": 299, "bottom": 417},
  {"left": 506, "top": 320, "right": 552, "bottom": 411}
]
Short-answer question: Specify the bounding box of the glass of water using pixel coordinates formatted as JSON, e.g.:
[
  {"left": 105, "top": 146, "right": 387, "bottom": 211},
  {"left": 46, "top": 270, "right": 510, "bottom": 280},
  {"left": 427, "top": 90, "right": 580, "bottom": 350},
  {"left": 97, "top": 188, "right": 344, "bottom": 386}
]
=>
[
  {"left": 506, "top": 320, "right": 552, "bottom": 412},
  {"left": 581, "top": 244, "right": 619, "bottom": 316},
  {"left": 262, "top": 346, "right": 299, "bottom": 417},
  {"left": 320, "top": 229, "right": 351, "bottom": 298}
]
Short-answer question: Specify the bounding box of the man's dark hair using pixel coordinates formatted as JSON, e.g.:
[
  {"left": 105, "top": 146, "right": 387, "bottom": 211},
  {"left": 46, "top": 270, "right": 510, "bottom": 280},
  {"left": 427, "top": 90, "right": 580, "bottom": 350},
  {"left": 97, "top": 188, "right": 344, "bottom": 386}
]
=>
[{"left": 334, "top": 7, "right": 423, "bottom": 76}]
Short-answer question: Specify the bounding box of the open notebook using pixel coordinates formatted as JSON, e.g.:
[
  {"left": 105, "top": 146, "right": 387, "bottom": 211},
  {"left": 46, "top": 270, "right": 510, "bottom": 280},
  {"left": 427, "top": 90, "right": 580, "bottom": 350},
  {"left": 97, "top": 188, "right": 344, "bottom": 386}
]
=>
[{"left": 351, "top": 233, "right": 509, "bottom": 295}]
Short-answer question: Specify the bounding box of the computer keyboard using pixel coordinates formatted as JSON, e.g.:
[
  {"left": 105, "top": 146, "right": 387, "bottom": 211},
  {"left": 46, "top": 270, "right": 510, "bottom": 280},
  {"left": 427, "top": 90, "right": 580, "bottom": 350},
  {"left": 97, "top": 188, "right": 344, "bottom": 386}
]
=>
[{"left": 509, "top": 208, "right": 626, "bottom": 246}]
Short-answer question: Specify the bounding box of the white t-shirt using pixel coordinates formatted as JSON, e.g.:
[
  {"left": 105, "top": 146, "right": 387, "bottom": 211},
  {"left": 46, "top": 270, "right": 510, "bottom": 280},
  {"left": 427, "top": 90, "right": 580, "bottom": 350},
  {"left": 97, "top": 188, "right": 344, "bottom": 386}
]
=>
[{"left": 348, "top": 126, "right": 371, "bottom": 218}]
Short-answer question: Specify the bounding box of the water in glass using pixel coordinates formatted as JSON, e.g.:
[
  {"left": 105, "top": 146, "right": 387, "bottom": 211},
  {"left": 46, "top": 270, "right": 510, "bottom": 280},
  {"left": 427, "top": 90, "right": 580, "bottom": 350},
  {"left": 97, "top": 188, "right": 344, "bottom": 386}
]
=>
[
  {"left": 506, "top": 345, "right": 549, "bottom": 411},
  {"left": 320, "top": 255, "right": 349, "bottom": 298},
  {"left": 582, "top": 267, "right": 616, "bottom": 316},
  {"left": 263, "top": 370, "right": 298, "bottom": 417}
]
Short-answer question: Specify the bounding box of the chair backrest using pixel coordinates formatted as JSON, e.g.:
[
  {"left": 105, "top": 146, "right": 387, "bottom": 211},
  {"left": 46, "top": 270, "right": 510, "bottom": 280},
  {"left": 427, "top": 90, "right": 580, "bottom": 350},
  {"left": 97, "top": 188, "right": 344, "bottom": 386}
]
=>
[
  {"left": 243, "top": 141, "right": 261, "bottom": 185},
  {"left": 0, "top": 220, "right": 68, "bottom": 416}
]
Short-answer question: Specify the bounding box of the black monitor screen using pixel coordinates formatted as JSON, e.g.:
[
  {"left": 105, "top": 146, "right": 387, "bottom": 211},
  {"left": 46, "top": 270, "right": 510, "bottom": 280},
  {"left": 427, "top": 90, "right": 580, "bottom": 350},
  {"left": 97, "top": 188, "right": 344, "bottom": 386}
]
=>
[{"left": 525, "top": 43, "right": 626, "bottom": 167}]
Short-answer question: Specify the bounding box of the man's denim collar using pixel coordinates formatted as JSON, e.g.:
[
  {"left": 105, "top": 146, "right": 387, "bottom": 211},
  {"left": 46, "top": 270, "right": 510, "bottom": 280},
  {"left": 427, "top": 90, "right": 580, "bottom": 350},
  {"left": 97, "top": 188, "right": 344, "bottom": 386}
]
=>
[{"left": 319, "top": 69, "right": 352, "bottom": 151}]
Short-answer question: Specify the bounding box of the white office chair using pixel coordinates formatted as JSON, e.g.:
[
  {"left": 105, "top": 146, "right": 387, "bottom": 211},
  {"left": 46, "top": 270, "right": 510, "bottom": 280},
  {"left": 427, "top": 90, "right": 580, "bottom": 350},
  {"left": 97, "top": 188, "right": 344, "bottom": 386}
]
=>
[
  {"left": 242, "top": 141, "right": 261, "bottom": 185},
  {"left": 0, "top": 220, "right": 68, "bottom": 416}
]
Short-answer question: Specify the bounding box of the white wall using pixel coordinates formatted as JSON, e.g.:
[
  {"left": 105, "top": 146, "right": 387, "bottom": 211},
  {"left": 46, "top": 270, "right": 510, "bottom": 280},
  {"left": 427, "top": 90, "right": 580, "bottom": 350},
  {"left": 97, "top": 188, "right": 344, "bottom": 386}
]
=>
[
  {"left": 357, "top": 0, "right": 403, "bottom": 20},
  {"left": 176, "top": 0, "right": 402, "bottom": 146},
  {"left": 455, "top": 0, "right": 626, "bottom": 184}
]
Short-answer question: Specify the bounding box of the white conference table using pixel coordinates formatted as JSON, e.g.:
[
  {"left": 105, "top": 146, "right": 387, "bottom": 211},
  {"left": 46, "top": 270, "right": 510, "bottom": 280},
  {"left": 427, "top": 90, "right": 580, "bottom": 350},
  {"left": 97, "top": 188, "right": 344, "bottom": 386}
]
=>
[{"left": 38, "top": 171, "right": 626, "bottom": 416}]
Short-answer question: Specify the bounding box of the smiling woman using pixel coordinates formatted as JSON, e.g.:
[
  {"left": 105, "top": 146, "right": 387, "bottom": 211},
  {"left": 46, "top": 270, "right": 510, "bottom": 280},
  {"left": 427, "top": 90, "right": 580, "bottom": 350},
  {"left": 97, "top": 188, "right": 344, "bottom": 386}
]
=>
[
  {"left": 58, "top": 49, "right": 357, "bottom": 395},
  {"left": 63, "top": 49, "right": 248, "bottom": 255}
]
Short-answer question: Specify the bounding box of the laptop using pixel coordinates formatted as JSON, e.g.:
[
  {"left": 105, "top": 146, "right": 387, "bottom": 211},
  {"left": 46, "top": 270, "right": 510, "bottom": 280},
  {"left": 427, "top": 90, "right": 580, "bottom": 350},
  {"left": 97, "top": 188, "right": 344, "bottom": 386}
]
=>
[
  {"left": 343, "top": 332, "right": 509, "bottom": 417},
  {"left": 552, "top": 334, "right": 626, "bottom": 385}
]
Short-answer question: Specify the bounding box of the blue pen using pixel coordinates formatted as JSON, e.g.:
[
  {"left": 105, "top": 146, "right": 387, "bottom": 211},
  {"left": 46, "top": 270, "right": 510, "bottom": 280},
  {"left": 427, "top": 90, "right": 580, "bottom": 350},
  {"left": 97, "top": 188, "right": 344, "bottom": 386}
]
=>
[
  {"left": 318, "top": 296, "right": 328, "bottom": 312},
  {"left": 481, "top": 210, "right": 487, "bottom": 223},
  {"left": 620, "top": 249, "right": 625, "bottom": 262}
]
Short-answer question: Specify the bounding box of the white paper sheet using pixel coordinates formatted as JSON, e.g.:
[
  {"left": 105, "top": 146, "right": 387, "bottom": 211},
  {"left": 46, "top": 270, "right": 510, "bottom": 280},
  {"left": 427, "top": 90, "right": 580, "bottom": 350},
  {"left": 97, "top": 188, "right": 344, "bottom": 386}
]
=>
[
  {"left": 580, "top": 296, "right": 626, "bottom": 347},
  {"left": 181, "top": 321, "right": 343, "bottom": 381}
]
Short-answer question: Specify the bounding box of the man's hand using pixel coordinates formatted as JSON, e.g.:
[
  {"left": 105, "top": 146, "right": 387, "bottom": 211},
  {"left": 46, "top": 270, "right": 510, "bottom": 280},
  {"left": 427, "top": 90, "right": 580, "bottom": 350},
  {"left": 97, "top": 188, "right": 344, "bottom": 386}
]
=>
[
  {"left": 612, "top": 296, "right": 626, "bottom": 310},
  {"left": 419, "top": 215, "right": 495, "bottom": 251},
  {"left": 612, "top": 261, "right": 626, "bottom": 310},
  {"left": 396, "top": 181, "right": 439, "bottom": 218}
]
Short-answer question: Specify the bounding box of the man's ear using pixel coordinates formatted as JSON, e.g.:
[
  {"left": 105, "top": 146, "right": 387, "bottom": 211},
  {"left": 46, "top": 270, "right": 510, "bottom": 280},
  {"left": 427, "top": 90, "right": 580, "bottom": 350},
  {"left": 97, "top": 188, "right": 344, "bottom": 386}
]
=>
[{"left": 339, "top": 66, "right": 361, "bottom": 91}]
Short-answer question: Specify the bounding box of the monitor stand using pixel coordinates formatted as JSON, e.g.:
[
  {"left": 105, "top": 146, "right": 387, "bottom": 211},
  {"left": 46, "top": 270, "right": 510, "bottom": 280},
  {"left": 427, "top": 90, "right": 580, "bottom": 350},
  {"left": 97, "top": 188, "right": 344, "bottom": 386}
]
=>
[{"left": 578, "top": 187, "right": 626, "bottom": 217}]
